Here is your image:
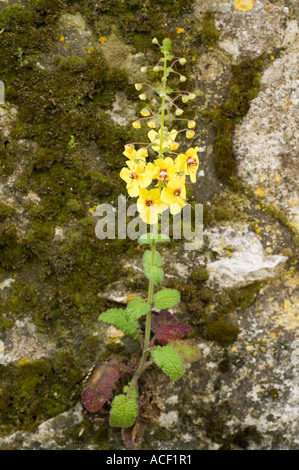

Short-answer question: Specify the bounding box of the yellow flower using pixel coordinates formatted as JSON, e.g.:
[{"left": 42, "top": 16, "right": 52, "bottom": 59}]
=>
[
  {"left": 148, "top": 128, "right": 179, "bottom": 153},
  {"left": 151, "top": 157, "right": 176, "bottom": 183},
  {"left": 123, "top": 145, "right": 148, "bottom": 164},
  {"left": 161, "top": 177, "right": 186, "bottom": 215},
  {"left": 137, "top": 188, "right": 166, "bottom": 225},
  {"left": 120, "top": 161, "right": 152, "bottom": 197},
  {"left": 175, "top": 147, "right": 199, "bottom": 183}
]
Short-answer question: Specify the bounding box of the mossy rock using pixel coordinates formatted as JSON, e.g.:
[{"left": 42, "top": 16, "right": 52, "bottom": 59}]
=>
[{"left": 204, "top": 320, "right": 240, "bottom": 347}]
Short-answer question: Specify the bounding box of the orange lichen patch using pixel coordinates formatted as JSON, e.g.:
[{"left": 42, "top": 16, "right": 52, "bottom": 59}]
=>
[
  {"left": 234, "top": 0, "right": 255, "bottom": 12},
  {"left": 255, "top": 187, "right": 265, "bottom": 197},
  {"left": 99, "top": 36, "right": 106, "bottom": 43},
  {"left": 59, "top": 35, "right": 65, "bottom": 42},
  {"left": 176, "top": 28, "right": 185, "bottom": 34},
  {"left": 270, "top": 55, "right": 275, "bottom": 61},
  {"left": 275, "top": 174, "right": 281, "bottom": 182},
  {"left": 292, "top": 199, "right": 298, "bottom": 206}
]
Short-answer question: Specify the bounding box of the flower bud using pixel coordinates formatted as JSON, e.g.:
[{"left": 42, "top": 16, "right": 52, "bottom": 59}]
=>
[
  {"left": 175, "top": 108, "right": 183, "bottom": 116},
  {"left": 124, "top": 144, "right": 135, "bottom": 153},
  {"left": 135, "top": 83, "right": 142, "bottom": 91},
  {"left": 180, "top": 75, "right": 187, "bottom": 82},
  {"left": 186, "top": 129, "right": 195, "bottom": 139},
  {"left": 188, "top": 120, "right": 196, "bottom": 129},
  {"left": 153, "top": 66, "right": 160, "bottom": 72},
  {"left": 140, "top": 108, "right": 151, "bottom": 117},
  {"left": 152, "top": 37, "right": 159, "bottom": 45},
  {"left": 179, "top": 58, "right": 187, "bottom": 65},
  {"left": 132, "top": 121, "right": 141, "bottom": 129},
  {"left": 182, "top": 95, "right": 189, "bottom": 103},
  {"left": 189, "top": 93, "right": 196, "bottom": 100},
  {"left": 140, "top": 66, "right": 147, "bottom": 73},
  {"left": 170, "top": 142, "right": 179, "bottom": 151},
  {"left": 147, "top": 120, "right": 156, "bottom": 128},
  {"left": 139, "top": 93, "right": 147, "bottom": 100}
]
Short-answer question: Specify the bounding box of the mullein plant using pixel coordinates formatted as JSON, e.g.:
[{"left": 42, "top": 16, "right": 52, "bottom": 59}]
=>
[{"left": 82, "top": 38, "right": 200, "bottom": 446}]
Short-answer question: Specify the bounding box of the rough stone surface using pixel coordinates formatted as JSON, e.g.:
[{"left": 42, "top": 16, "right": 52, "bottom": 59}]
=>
[
  {"left": 206, "top": 226, "right": 288, "bottom": 288},
  {"left": 0, "top": 0, "right": 298, "bottom": 452},
  {"left": 234, "top": 41, "right": 299, "bottom": 229},
  {"left": 215, "top": 1, "right": 287, "bottom": 61}
]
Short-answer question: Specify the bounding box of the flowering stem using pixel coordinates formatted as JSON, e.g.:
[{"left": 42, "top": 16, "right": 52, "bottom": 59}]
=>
[{"left": 131, "top": 47, "right": 169, "bottom": 387}]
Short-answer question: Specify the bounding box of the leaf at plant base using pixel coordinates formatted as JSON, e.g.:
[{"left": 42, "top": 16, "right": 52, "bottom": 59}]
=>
[
  {"left": 151, "top": 310, "right": 193, "bottom": 345},
  {"left": 82, "top": 357, "right": 131, "bottom": 418},
  {"left": 167, "top": 339, "right": 200, "bottom": 363},
  {"left": 138, "top": 233, "right": 170, "bottom": 244},
  {"left": 99, "top": 308, "right": 139, "bottom": 336},
  {"left": 126, "top": 298, "right": 150, "bottom": 322},
  {"left": 154, "top": 288, "right": 180, "bottom": 310},
  {"left": 151, "top": 345, "right": 184, "bottom": 381},
  {"left": 109, "top": 393, "right": 138, "bottom": 428}
]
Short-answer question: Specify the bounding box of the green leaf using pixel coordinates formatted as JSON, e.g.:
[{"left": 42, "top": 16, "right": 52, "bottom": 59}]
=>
[
  {"left": 143, "top": 250, "right": 162, "bottom": 269},
  {"left": 109, "top": 393, "right": 138, "bottom": 428},
  {"left": 143, "top": 250, "right": 163, "bottom": 286},
  {"left": 126, "top": 298, "right": 150, "bottom": 322},
  {"left": 146, "top": 265, "right": 164, "bottom": 287},
  {"left": 154, "top": 289, "right": 180, "bottom": 310},
  {"left": 138, "top": 233, "right": 170, "bottom": 244},
  {"left": 151, "top": 345, "right": 184, "bottom": 381},
  {"left": 98, "top": 308, "right": 139, "bottom": 336}
]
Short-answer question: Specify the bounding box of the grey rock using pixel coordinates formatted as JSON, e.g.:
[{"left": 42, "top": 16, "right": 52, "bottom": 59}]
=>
[{"left": 234, "top": 42, "right": 299, "bottom": 228}]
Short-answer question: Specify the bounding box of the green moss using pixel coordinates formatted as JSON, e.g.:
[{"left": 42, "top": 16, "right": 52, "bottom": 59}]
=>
[
  {"left": 0, "top": 202, "right": 15, "bottom": 221},
  {"left": 203, "top": 189, "right": 251, "bottom": 226},
  {"left": 201, "top": 12, "right": 219, "bottom": 48},
  {"left": 204, "top": 320, "right": 240, "bottom": 346},
  {"left": 229, "top": 282, "right": 261, "bottom": 309},
  {"left": 1, "top": 281, "right": 39, "bottom": 318},
  {"left": 190, "top": 267, "right": 209, "bottom": 282},
  {"left": 0, "top": 356, "right": 82, "bottom": 430},
  {"left": 94, "top": 423, "right": 109, "bottom": 450}
]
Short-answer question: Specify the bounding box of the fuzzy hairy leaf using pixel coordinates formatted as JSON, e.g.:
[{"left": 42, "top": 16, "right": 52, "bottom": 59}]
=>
[
  {"left": 146, "top": 265, "right": 164, "bottom": 287},
  {"left": 168, "top": 340, "right": 200, "bottom": 363},
  {"left": 82, "top": 358, "right": 130, "bottom": 418},
  {"left": 109, "top": 393, "right": 138, "bottom": 428},
  {"left": 154, "top": 289, "right": 180, "bottom": 310},
  {"left": 151, "top": 310, "right": 192, "bottom": 345},
  {"left": 126, "top": 299, "right": 150, "bottom": 322},
  {"left": 151, "top": 345, "right": 184, "bottom": 381},
  {"left": 99, "top": 308, "right": 139, "bottom": 336},
  {"left": 143, "top": 250, "right": 162, "bottom": 269}
]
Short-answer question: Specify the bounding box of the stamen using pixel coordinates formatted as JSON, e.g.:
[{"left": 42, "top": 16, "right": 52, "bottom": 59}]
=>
[{"left": 159, "top": 169, "right": 168, "bottom": 181}]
